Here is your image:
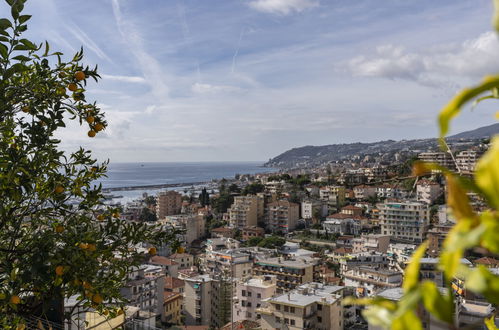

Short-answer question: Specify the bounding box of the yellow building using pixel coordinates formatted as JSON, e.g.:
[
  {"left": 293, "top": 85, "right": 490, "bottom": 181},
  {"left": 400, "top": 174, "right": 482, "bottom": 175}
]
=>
[{"left": 164, "top": 292, "right": 183, "bottom": 326}]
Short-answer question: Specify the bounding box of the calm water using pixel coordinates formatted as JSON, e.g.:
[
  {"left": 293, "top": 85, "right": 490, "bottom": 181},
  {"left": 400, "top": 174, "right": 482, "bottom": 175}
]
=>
[{"left": 96, "top": 162, "right": 277, "bottom": 203}]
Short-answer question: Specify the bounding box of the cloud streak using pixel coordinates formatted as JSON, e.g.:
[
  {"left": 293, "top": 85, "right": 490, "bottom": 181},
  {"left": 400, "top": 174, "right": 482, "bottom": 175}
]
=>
[{"left": 248, "top": 0, "right": 319, "bottom": 15}]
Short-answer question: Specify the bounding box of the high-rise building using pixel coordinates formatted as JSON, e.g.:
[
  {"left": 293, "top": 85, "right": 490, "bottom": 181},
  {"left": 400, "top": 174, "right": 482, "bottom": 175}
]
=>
[
  {"left": 156, "top": 191, "right": 182, "bottom": 219},
  {"left": 378, "top": 201, "right": 429, "bottom": 243},
  {"left": 265, "top": 200, "right": 299, "bottom": 234},
  {"left": 229, "top": 195, "right": 262, "bottom": 229}
]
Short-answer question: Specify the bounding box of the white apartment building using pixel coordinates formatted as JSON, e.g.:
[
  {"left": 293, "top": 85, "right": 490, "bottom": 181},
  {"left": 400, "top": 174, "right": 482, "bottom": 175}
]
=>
[
  {"left": 233, "top": 276, "right": 277, "bottom": 323},
  {"left": 344, "top": 267, "right": 402, "bottom": 297},
  {"left": 319, "top": 185, "right": 346, "bottom": 206},
  {"left": 301, "top": 199, "right": 328, "bottom": 219},
  {"left": 258, "top": 283, "right": 345, "bottom": 330},
  {"left": 416, "top": 180, "right": 442, "bottom": 204},
  {"left": 378, "top": 201, "right": 430, "bottom": 243},
  {"left": 456, "top": 149, "right": 483, "bottom": 174}
]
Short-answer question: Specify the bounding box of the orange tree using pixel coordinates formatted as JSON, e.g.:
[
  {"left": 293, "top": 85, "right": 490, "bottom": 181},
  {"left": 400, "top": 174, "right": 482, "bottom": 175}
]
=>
[
  {"left": 345, "top": 1, "right": 499, "bottom": 329},
  {"left": 0, "top": 0, "right": 177, "bottom": 326}
]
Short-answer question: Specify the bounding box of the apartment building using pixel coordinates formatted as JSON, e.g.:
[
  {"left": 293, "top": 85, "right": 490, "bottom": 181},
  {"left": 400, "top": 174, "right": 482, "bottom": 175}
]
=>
[
  {"left": 378, "top": 201, "right": 430, "bottom": 243},
  {"left": 301, "top": 199, "right": 328, "bottom": 220},
  {"left": 344, "top": 267, "right": 402, "bottom": 297},
  {"left": 416, "top": 180, "right": 442, "bottom": 204},
  {"left": 353, "top": 185, "right": 377, "bottom": 200},
  {"left": 156, "top": 191, "right": 182, "bottom": 219},
  {"left": 456, "top": 149, "right": 483, "bottom": 174},
  {"left": 163, "top": 292, "right": 182, "bottom": 326},
  {"left": 168, "top": 253, "right": 194, "bottom": 269},
  {"left": 418, "top": 151, "right": 456, "bottom": 171},
  {"left": 229, "top": 195, "right": 263, "bottom": 229},
  {"left": 253, "top": 256, "right": 319, "bottom": 293},
  {"left": 319, "top": 185, "right": 346, "bottom": 206},
  {"left": 352, "top": 234, "right": 390, "bottom": 254},
  {"left": 120, "top": 265, "right": 165, "bottom": 319},
  {"left": 265, "top": 200, "right": 300, "bottom": 234},
  {"left": 233, "top": 275, "right": 277, "bottom": 322},
  {"left": 258, "top": 283, "right": 345, "bottom": 330},
  {"left": 204, "top": 249, "right": 253, "bottom": 280}
]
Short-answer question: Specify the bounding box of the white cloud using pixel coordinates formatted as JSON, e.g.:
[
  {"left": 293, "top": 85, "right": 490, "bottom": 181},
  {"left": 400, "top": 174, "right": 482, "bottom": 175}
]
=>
[
  {"left": 248, "top": 0, "right": 318, "bottom": 15},
  {"left": 101, "top": 74, "right": 147, "bottom": 84},
  {"left": 345, "top": 32, "right": 499, "bottom": 87},
  {"left": 191, "top": 83, "right": 242, "bottom": 94}
]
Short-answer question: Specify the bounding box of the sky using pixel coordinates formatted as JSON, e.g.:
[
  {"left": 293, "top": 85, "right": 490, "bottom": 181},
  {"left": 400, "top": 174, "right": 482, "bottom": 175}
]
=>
[{"left": 4, "top": 0, "right": 499, "bottom": 162}]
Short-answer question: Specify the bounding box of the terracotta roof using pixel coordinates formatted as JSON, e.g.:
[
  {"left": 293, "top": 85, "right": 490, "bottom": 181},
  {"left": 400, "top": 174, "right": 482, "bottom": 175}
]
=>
[
  {"left": 342, "top": 205, "right": 362, "bottom": 211},
  {"left": 334, "top": 247, "right": 353, "bottom": 254},
  {"left": 474, "top": 257, "right": 499, "bottom": 266},
  {"left": 417, "top": 179, "right": 440, "bottom": 186},
  {"left": 212, "top": 227, "right": 233, "bottom": 233},
  {"left": 164, "top": 276, "right": 184, "bottom": 289},
  {"left": 169, "top": 253, "right": 192, "bottom": 259},
  {"left": 164, "top": 292, "right": 182, "bottom": 303},
  {"left": 221, "top": 320, "right": 260, "bottom": 330},
  {"left": 150, "top": 256, "right": 178, "bottom": 266}
]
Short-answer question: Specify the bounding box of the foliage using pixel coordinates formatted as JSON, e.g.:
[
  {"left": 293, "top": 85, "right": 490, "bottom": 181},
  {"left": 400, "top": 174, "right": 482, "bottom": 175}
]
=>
[
  {"left": 144, "top": 195, "right": 156, "bottom": 207},
  {"left": 241, "top": 182, "right": 265, "bottom": 195},
  {"left": 139, "top": 207, "right": 157, "bottom": 222},
  {"left": 0, "top": 1, "right": 175, "bottom": 325},
  {"left": 198, "top": 187, "right": 210, "bottom": 207},
  {"left": 257, "top": 236, "right": 286, "bottom": 249},
  {"left": 244, "top": 236, "right": 264, "bottom": 247},
  {"left": 346, "top": 3, "right": 499, "bottom": 329}
]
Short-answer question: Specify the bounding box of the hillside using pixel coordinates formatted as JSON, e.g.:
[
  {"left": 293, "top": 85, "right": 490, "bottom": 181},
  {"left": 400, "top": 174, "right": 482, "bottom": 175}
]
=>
[{"left": 265, "top": 124, "right": 498, "bottom": 168}]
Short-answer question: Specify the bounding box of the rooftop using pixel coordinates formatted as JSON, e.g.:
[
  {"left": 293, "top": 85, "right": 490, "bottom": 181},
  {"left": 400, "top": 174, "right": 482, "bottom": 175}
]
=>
[
  {"left": 256, "top": 256, "right": 318, "bottom": 269},
  {"left": 268, "top": 283, "right": 343, "bottom": 306}
]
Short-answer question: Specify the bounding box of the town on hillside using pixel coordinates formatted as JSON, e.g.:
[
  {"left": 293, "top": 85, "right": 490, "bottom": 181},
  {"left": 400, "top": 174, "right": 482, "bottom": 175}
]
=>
[{"left": 86, "top": 138, "right": 498, "bottom": 329}]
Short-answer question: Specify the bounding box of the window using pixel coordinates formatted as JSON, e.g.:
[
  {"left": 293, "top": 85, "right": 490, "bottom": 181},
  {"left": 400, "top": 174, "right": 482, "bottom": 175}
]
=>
[
  {"left": 291, "top": 319, "right": 295, "bottom": 326},
  {"left": 317, "top": 304, "right": 322, "bottom": 311},
  {"left": 318, "top": 316, "right": 322, "bottom": 323},
  {"left": 242, "top": 301, "right": 246, "bottom": 307},
  {"left": 248, "top": 291, "right": 252, "bottom": 297},
  {"left": 275, "top": 317, "right": 281, "bottom": 323},
  {"left": 290, "top": 307, "right": 295, "bottom": 313},
  {"left": 284, "top": 318, "right": 289, "bottom": 324},
  {"left": 284, "top": 305, "right": 289, "bottom": 312},
  {"left": 257, "top": 293, "right": 262, "bottom": 298},
  {"left": 257, "top": 303, "right": 261, "bottom": 308},
  {"left": 242, "top": 290, "right": 246, "bottom": 296},
  {"left": 275, "top": 304, "right": 281, "bottom": 310},
  {"left": 247, "top": 302, "right": 252, "bottom": 307}
]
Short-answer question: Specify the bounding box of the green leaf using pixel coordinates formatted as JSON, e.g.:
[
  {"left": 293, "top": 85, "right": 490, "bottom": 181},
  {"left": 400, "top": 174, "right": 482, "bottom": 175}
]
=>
[
  {"left": 446, "top": 174, "right": 475, "bottom": 221},
  {"left": 0, "top": 18, "right": 12, "bottom": 30},
  {"left": 403, "top": 241, "right": 427, "bottom": 292},
  {"left": 420, "top": 282, "right": 454, "bottom": 324},
  {"left": 18, "top": 14, "right": 31, "bottom": 24},
  {"left": 362, "top": 305, "right": 394, "bottom": 329},
  {"left": 12, "top": 55, "right": 31, "bottom": 62},
  {"left": 438, "top": 75, "right": 499, "bottom": 138},
  {"left": 392, "top": 310, "right": 422, "bottom": 330},
  {"left": 475, "top": 136, "right": 499, "bottom": 209},
  {"left": 485, "top": 315, "right": 498, "bottom": 330},
  {"left": 481, "top": 211, "right": 499, "bottom": 254},
  {"left": 0, "top": 43, "right": 7, "bottom": 59},
  {"left": 465, "top": 266, "right": 499, "bottom": 305},
  {"left": 19, "top": 38, "right": 37, "bottom": 50}
]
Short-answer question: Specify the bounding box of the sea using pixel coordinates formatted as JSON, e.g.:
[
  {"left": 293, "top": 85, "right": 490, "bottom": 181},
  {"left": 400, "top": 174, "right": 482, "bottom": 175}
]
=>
[{"left": 96, "top": 161, "right": 277, "bottom": 204}]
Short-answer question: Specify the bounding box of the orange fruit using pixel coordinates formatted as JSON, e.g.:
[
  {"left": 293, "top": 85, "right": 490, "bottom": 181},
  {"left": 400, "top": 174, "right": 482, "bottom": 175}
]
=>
[
  {"left": 88, "top": 130, "right": 96, "bottom": 138},
  {"left": 58, "top": 72, "right": 66, "bottom": 78},
  {"left": 92, "top": 293, "right": 103, "bottom": 304},
  {"left": 87, "top": 244, "right": 96, "bottom": 252},
  {"left": 91, "top": 166, "right": 98, "bottom": 172},
  {"left": 56, "top": 87, "right": 66, "bottom": 95},
  {"left": 55, "top": 266, "right": 64, "bottom": 276},
  {"left": 21, "top": 106, "right": 29, "bottom": 113},
  {"left": 54, "top": 185, "right": 64, "bottom": 194},
  {"left": 148, "top": 247, "right": 157, "bottom": 255},
  {"left": 86, "top": 116, "right": 95, "bottom": 124},
  {"left": 55, "top": 225, "right": 64, "bottom": 233},
  {"left": 94, "top": 123, "right": 104, "bottom": 132},
  {"left": 68, "top": 83, "right": 78, "bottom": 92},
  {"left": 10, "top": 295, "right": 21, "bottom": 304},
  {"left": 97, "top": 214, "right": 105, "bottom": 221},
  {"left": 112, "top": 212, "right": 120, "bottom": 218},
  {"left": 73, "top": 279, "right": 82, "bottom": 286},
  {"left": 79, "top": 243, "right": 88, "bottom": 250},
  {"left": 83, "top": 281, "right": 92, "bottom": 289},
  {"left": 177, "top": 247, "right": 185, "bottom": 253},
  {"left": 75, "top": 71, "right": 86, "bottom": 81}
]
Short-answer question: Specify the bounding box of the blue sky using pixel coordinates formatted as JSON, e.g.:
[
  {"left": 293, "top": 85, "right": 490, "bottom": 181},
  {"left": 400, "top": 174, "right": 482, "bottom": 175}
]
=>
[{"left": 6, "top": 0, "right": 499, "bottom": 162}]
